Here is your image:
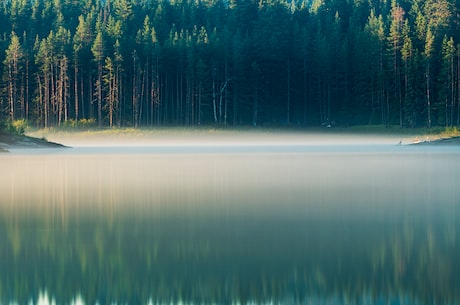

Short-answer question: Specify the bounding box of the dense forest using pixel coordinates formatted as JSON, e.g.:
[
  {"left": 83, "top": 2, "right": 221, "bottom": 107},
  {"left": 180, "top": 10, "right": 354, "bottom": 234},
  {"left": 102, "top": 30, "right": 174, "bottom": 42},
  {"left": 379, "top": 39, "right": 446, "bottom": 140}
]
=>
[{"left": 0, "top": 0, "right": 459, "bottom": 128}]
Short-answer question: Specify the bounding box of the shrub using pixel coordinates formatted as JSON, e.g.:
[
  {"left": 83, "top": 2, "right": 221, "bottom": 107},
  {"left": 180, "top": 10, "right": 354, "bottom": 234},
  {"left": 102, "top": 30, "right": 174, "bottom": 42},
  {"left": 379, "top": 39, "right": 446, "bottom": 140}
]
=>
[
  {"left": 61, "top": 118, "right": 97, "bottom": 129},
  {"left": 10, "top": 119, "right": 28, "bottom": 135},
  {"left": 0, "top": 119, "right": 28, "bottom": 135}
]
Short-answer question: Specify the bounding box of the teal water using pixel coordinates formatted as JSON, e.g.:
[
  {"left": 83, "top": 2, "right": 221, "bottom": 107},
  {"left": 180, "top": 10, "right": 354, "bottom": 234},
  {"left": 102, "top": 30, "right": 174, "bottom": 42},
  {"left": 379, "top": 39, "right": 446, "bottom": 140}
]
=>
[{"left": 0, "top": 145, "right": 459, "bottom": 305}]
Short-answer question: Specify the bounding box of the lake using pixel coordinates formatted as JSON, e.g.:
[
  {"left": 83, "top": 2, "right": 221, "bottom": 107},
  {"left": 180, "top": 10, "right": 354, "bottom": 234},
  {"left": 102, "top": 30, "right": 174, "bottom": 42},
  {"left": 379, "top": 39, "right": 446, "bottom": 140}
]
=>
[{"left": 1, "top": 133, "right": 459, "bottom": 305}]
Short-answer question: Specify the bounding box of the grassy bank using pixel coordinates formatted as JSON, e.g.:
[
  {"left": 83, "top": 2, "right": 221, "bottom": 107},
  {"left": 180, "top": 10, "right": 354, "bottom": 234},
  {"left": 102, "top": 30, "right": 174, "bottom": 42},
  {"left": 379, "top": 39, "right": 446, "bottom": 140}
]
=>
[
  {"left": 23, "top": 124, "right": 458, "bottom": 148},
  {"left": 27, "top": 124, "right": 460, "bottom": 137},
  {"left": 10, "top": 118, "right": 456, "bottom": 148}
]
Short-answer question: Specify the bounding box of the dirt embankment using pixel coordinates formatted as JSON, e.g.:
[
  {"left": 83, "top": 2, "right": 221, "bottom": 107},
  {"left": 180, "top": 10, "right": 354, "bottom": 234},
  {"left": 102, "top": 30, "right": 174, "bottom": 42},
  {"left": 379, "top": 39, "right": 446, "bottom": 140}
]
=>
[
  {"left": 411, "top": 136, "right": 460, "bottom": 145},
  {"left": 0, "top": 132, "right": 66, "bottom": 152}
]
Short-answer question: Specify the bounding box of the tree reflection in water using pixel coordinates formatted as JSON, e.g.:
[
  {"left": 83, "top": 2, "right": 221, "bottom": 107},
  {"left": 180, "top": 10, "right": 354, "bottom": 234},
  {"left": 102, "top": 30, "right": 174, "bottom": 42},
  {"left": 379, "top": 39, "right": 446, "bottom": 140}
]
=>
[
  {"left": 0, "top": 149, "right": 459, "bottom": 304},
  {"left": 1, "top": 202, "right": 459, "bottom": 304}
]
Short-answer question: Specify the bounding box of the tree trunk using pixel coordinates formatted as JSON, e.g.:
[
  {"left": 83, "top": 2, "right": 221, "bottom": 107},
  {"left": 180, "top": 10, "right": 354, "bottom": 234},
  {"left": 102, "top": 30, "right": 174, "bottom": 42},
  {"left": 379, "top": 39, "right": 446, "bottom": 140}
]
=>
[
  {"left": 198, "top": 80, "right": 202, "bottom": 125},
  {"left": 212, "top": 64, "right": 217, "bottom": 124},
  {"left": 25, "top": 58, "right": 29, "bottom": 120},
  {"left": 457, "top": 49, "right": 460, "bottom": 125},
  {"left": 253, "top": 77, "right": 258, "bottom": 126},
  {"left": 97, "top": 62, "right": 103, "bottom": 127},
  {"left": 450, "top": 54, "right": 454, "bottom": 126},
  {"left": 74, "top": 63, "right": 79, "bottom": 120},
  {"left": 287, "top": 58, "right": 291, "bottom": 125},
  {"left": 8, "top": 62, "right": 14, "bottom": 121},
  {"left": 426, "top": 65, "right": 431, "bottom": 128}
]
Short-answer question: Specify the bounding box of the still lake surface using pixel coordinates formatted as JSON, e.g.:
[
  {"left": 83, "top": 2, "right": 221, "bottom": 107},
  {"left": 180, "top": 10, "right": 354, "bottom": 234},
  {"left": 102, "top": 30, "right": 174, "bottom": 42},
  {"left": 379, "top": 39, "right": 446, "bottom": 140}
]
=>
[{"left": 1, "top": 135, "right": 459, "bottom": 305}]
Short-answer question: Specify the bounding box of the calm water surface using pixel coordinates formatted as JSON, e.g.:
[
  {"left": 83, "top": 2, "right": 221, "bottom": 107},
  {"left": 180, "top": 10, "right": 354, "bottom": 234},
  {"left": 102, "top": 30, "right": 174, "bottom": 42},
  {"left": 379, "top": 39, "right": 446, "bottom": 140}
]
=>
[{"left": 1, "top": 142, "right": 459, "bottom": 305}]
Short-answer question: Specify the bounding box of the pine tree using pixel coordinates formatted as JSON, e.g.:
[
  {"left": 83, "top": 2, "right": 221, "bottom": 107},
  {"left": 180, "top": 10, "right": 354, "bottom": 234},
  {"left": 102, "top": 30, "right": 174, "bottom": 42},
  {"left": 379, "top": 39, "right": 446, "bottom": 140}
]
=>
[
  {"left": 103, "top": 56, "right": 115, "bottom": 127},
  {"left": 364, "top": 10, "right": 387, "bottom": 125},
  {"left": 91, "top": 20, "right": 105, "bottom": 127},
  {"left": 441, "top": 35, "right": 455, "bottom": 126},
  {"left": 0, "top": 0, "right": 459, "bottom": 128},
  {"left": 3, "top": 32, "right": 24, "bottom": 121},
  {"left": 401, "top": 19, "right": 415, "bottom": 126},
  {"left": 35, "top": 36, "right": 53, "bottom": 127},
  {"left": 388, "top": 0, "right": 404, "bottom": 126},
  {"left": 55, "top": 26, "right": 71, "bottom": 125},
  {"left": 424, "top": 27, "right": 435, "bottom": 127},
  {"left": 73, "top": 14, "right": 94, "bottom": 120}
]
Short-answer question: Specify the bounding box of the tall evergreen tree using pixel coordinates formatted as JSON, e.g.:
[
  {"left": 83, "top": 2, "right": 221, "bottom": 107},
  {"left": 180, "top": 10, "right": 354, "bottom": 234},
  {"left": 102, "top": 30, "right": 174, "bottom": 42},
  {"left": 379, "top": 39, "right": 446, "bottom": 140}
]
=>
[
  {"left": 424, "top": 27, "right": 435, "bottom": 127},
  {"left": 401, "top": 19, "right": 416, "bottom": 126},
  {"left": 388, "top": 0, "right": 404, "bottom": 126},
  {"left": 3, "top": 32, "right": 24, "bottom": 121},
  {"left": 0, "top": 0, "right": 459, "bottom": 128},
  {"left": 440, "top": 35, "right": 456, "bottom": 126},
  {"left": 91, "top": 17, "right": 105, "bottom": 127}
]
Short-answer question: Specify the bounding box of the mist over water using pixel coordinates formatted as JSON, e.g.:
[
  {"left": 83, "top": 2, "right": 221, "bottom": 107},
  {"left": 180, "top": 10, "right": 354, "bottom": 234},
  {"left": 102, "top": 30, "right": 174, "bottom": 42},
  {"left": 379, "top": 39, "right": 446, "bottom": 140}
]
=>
[{"left": 1, "top": 132, "right": 459, "bottom": 305}]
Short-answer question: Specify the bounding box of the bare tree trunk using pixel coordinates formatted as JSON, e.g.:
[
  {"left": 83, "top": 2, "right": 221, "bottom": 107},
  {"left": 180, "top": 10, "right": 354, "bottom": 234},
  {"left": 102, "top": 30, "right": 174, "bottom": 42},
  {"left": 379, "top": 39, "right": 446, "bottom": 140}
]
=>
[
  {"left": 179, "top": 72, "right": 183, "bottom": 124},
  {"left": 44, "top": 74, "right": 49, "bottom": 128},
  {"left": 253, "top": 78, "right": 258, "bottom": 126},
  {"left": 150, "top": 72, "right": 154, "bottom": 126},
  {"left": 36, "top": 75, "right": 44, "bottom": 127},
  {"left": 164, "top": 75, "right": 168, "bottom": 123},
  {"left": 457, "top": 49, "right": 460, "bottom": 125},
  {"left": 58, "top": 62, "right": 63, "bottom": 125},
  {"left": 186, "top": 76, "right": 191, "bottom": 125},
  {"left": 97, "top": 62, "right": 103, "bottom": 127},
  {"left": 51, "top": 63, "right": 56, "bottom": 123},
  {"left": 287, "top": 58, "right": 291, "bottom": 125},
  {"left": 403, "top": 60, "right": 408, "bottom": 126},
  {"left": 117, "top": 67, "right": 122, "bottom": 127},
  {"left": 74, "top": 63, "right": 79, "bottom": 120},
  {"left": 232, "top": 83, "right": 238, "bottom": 125},
  {"left": 398, "top": 67, "right": 402, "bottom": 127},
  {"left": 25, "top": 58, "right": 29, "bottom": 120},
  {"left": 80, "top": 74, "right": 85, "bottom": 119},
  {"left": 212, "top": 63, "right": 217, "bottom": 124},
  {"left": 198, "top": 80, "right": 202, "bottom": 125},
  {"left": 64, "top": 59, "right": 68, "bottom": 123},
  {"left": 155, "top": 72, "right": 161, "bottom": 125},
  {"left": 139, "top": 67, "right": 146, "bottom": 127},
  {"left": 8, "top": 62, "right": 14, "bottom": 121},
  {"left": 303, "top": 57, "right": 308, "bottom": 125},
  {"left": 450, "top": 53, "right": 455, "bottom": 126},
  {"left": 132, "top": 54, "right": 138, "bottom": 128},
  {"left": 426, "top": 65, "right": 431, "bottom": 128},
  {"left": 89, "top": 74, "right": 93, "bottom": 120},
  {"left": 176, "top": 73, "right": 180, "bottom": 124}
]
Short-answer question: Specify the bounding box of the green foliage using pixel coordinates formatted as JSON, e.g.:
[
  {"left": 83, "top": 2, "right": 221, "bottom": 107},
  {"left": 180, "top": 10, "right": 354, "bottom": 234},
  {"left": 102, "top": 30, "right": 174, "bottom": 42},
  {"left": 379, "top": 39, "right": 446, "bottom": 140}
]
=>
[
  {"left": 11, "top": 119, "right": 27, "bottom": 135},
  {"left": 430, "top": 126, "right": 460, "bottom": 138},
  {"left": 1, "top": 0, "right": 460, "bottom": 128},
  {"left": 0, "top": 119, "right": 28, "bottom": 135},
  {"left": 61, "top": 118, "right": 97, "bottom": 130}
]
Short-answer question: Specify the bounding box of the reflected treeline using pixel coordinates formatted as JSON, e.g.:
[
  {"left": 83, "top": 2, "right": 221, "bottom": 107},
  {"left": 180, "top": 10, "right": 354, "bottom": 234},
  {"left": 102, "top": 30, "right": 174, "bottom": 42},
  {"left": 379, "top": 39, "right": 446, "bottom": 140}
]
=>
[
  {"left": 1, "top": 151, "right": 460, "bottom": 304},
  {"left": 0, "top": 203, "right": 459, "bottom": 305}
]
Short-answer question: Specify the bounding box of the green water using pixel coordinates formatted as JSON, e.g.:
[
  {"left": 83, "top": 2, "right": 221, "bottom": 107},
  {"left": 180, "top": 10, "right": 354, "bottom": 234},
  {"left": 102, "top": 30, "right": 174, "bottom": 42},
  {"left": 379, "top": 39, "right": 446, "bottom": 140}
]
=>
[{"left": 0, "top": 145, "right": 459, "bottom": 304}]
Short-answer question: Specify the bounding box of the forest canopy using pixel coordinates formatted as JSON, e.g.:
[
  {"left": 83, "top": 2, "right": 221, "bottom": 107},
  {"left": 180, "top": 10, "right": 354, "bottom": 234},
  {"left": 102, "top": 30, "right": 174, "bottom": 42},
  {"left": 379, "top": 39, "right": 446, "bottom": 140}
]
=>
[{"left": 0, "top": 0, "right": 459, "bottom": 128}]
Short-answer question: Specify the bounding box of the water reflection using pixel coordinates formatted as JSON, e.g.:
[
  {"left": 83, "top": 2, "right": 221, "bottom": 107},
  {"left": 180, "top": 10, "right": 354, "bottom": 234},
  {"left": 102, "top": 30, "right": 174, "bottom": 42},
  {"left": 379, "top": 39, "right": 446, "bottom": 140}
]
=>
[{"left": 0, "top": 146, "right": 459, "bottom": 304}]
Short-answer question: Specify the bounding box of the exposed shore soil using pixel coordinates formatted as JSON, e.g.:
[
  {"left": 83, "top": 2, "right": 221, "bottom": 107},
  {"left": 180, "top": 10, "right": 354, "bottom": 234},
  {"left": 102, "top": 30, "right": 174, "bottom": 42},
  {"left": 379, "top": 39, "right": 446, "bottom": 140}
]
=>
[
  {"left": 1, "top": 128, "right": 459, "bottom": 152},
  {"left": 411, "top": 136, "right": 460, "bottom": 145},
  {"left": 0, "top": 132, "right": 66, "bottom": 152}
]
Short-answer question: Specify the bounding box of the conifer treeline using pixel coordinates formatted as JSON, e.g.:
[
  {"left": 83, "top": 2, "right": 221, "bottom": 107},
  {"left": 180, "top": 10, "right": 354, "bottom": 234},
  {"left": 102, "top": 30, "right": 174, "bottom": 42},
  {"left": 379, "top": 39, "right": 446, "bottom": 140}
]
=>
[{"left": 0, "top": 0, "right": 459, "bottom": 128}]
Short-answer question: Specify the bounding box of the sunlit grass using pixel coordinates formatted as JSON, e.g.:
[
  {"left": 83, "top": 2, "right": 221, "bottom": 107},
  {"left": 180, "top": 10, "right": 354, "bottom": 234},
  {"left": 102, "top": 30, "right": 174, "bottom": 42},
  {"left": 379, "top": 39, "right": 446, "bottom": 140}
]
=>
[
  {"left": 26, "top": 126, "right": 240, "bottom": 141},
  {"left": 25, "top": 124, "right": 460, "bottom": 147},
  {"left": 424, "top": 126, "right": 460, "bottom": 139}
]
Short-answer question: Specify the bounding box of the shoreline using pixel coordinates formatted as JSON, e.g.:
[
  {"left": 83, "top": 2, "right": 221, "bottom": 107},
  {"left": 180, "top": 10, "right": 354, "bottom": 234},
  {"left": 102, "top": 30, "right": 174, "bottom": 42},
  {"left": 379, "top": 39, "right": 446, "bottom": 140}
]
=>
[
  {"left": 2, "top": 128, "right": 460, "bottom": 152},
  {"left": 410, "top": 136, "right": 460, "bottom": 145},
  {"left": 0, "top": 132, "right": 67, "bottom": 152}
]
